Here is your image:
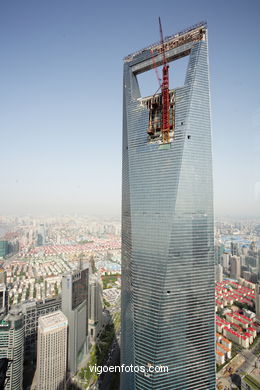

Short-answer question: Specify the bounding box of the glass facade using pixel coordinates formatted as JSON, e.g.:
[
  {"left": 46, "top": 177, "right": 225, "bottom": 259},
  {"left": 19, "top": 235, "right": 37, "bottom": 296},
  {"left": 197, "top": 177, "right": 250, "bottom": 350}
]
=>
[
  {"left": 61, "top": 268, "right": 89, "bottom": 375},
  {"left": 121, "top": 24, "right": 216, "bottom": 390},
  {"left": 0, "top": 240, "right": 8, "bottom": 257},
  {"left": 0, "top": 311, "right": 24, "bottom": 390}
]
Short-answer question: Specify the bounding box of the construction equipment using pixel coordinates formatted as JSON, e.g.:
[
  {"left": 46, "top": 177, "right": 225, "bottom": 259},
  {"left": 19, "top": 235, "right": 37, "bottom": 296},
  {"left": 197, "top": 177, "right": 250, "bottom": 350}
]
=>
[
  {"left": 147, "top": 18, "right": 171, "bottom": 143},
  {"left": 159, "top": 17, "right": 170, "bottom": 144}
]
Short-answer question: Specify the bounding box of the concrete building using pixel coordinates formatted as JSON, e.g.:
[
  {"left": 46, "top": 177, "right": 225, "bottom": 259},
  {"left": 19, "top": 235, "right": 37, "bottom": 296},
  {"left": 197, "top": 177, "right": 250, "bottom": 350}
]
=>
[
  {"left": 242, "top": 270, "right": 252, "bottom": 281},
  {"left": 61, "top": 267, "right": 89, "bottom": 375},
  {"left": 36, "top": 311, "right": 67, "bottom": 390},
  {"left": 223, "top": 326, "right": 249, "bottom": 348},
  {"left": 216, "top": 350, "right": 225, "bottom": 365},
  {"left": 222, "top": 253, "right": 230, "bottom": 269},
  {"left": 255, "top": 283, "right": 260, "bottom": 322},
  {"left": 216, "top": 342, "right": 231, "bottom": 360},
  {"left": 0, "top": 266, "right": 6, "bottom": 284},
  {"left": 215, "top": 264, "right": 223, "bottom": 282},
  {"left": 88, "top": 274, "right": 103, "bottom": 344},
  {"left": 0, "top": 307, "right": 24, "bottom": 390},
  {"left": 121, "top": 21, "right": 215, "bottom": 390},
  {"left": 230, "top": 255, "right": 241, "bottom": 279}
]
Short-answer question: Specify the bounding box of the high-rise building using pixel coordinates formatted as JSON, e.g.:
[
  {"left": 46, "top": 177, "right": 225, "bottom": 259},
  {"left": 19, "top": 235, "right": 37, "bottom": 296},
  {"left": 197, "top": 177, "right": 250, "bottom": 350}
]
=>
[
  {"left": 230, "top": 255, "right": 241, "bottom": 280},
  {"left": 215, "top": 264, "right": 223, "bottom": 283},
  {"left": 0, "top": 266, "right": 6, "bottom": 284},
  {"left": 0, "top": 267, "right": 8, "bottom": 318},
  {"left": 222, "top": 253, "right": 230, "bottom": 269},
  {"left": 257, "top": 249, "right": 260, "bottom": 282},
  {"left": 255, "top": 283, "right": 260, "bottom": 322},
  {"left": 231, "top": 242, "right": 240, "bottom": 256},
  {"left": 36, "top": 311, "right": 67, "bottom": 390},
  {"left": 121, "top": 22, "right": 215, "bottom": 389},
  {"left": 215, "top": 244, "right": 225, "bottom": 265},
  {"left": 0, "top": 284, "right": 8, "bottom": 318},
  {"left": 21, "top": 296, "right": 61, "bottom": 363},
  {"left": 61, "top": 267, "right": 89, "bottom": 375},
  {"left": 0, "top": 240, "right": 8, "bottom": 258},
  {"left": 36, "top": 224, "right": 45, "bottom": 246},
  {"left": 0, "top": 307, "right": 24, "bottom": 390},
  {"left": 88, "top": 274, "right": 104, "bottom": 343}
]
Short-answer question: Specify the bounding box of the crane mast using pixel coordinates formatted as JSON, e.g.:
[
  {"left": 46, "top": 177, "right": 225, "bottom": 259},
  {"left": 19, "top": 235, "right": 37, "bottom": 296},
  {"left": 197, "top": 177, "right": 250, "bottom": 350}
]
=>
[{"left": 159, "top": 17, "right": 170, "bottom": 144}]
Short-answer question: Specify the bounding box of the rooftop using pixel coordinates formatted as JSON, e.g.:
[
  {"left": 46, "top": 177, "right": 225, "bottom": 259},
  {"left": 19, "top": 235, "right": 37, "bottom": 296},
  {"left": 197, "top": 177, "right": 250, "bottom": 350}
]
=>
[
  {"left": 38, "top": 310, "right": 67, "bottom": 330},
  {"left": 124, "top": 21, "right": 207, "bottom": 62}
]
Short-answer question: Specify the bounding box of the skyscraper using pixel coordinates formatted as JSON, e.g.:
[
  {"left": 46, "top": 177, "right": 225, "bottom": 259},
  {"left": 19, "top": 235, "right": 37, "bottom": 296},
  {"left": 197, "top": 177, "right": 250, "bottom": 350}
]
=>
[
  {"left": 0, "top": 240, "right": 8, "bottom": 258},
  {"left": 88, "top": 274, "right": 104, "bottom": 343},
  {"left": 230, "top": 255, "right": 241, "bottom": 280},
  {"left": 0, "top": 307, "right": 24, "bottom": 390},
  {"left": 215, "top": 264, "right": 223, "bottom": 283},
  {"left": 36, "top": 311, "right": 67, "bottom": 390},
  {"left": 121, "top": 22, "right": 215, "bottom": 389},
  {"left": 36, "top": 224, "right": 45, "bottom": 246},
  {"left": 22, "top": 296, "right": 61, "bottom": 363},
  {"left": 255, "top": 283, "right": 260, "bottom": 321},
  {"left": 0, "top": 267, "right": 8, "bottom": 317},
  {"left": 61, "top": 267, "right": 89, "bottom": 375}
]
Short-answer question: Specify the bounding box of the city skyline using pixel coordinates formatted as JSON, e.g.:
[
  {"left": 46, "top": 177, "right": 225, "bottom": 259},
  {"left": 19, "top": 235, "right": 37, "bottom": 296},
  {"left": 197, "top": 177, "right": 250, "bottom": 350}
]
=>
[{"left": 0, "top": 0, "right": 260, "bottom": 217}]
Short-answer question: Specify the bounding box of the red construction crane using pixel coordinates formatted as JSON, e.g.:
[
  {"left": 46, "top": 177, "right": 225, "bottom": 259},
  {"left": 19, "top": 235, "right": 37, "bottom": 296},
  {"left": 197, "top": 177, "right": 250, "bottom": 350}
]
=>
[{"left": 159, "top": 17, "right": 170, "bottom": 143}]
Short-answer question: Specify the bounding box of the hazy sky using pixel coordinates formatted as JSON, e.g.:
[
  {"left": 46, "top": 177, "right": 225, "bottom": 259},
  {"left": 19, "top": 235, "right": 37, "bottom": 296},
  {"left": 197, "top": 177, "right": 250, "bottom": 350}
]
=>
[{"left": 0, "top": 0, "right": 259, "bottom": 217}]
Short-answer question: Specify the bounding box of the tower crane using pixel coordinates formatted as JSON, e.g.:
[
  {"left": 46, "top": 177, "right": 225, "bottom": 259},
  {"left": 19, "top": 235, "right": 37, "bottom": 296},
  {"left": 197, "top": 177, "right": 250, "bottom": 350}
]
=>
[
  {"left": 147, "top": 18, "right": 173, "bottom": 142},
  {"left": 159, "top": 17, "right": 170, "bottom": 144}
]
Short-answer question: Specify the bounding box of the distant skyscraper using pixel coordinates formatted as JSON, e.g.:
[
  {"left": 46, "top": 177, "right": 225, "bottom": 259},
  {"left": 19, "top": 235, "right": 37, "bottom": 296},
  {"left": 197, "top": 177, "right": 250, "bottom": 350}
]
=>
[
  {"left": 61, "top": 267, "right": 89, "bottom": 375},
  {"left": 121, "top": 22, "right": 215, "bottom": 389},
  {"left": 231, "top": 242, "right": 240, "bottom": 256},
  {"left": 36, "top": 311, "right": 67, "bottom": 390},
  {"left": 0, "top": 307, "right": 24, "bottom": 390},
  {"left": 36, "top": 224, "right": 45, "bottom": 246},
  {"left": 0, "top": 284, "right": 8, "bottom": 318},
  {"left": 0, "top": 240, "right": 8, "bottom": 257},
  {"left": 222, "top": 253, "right": 230, "bottom": 269},
  {"left": 255, "top": 283, "right": 260, "bottom": 321},
  {"left": 257, "top": 249, "right": 260, "bottom": 282},
  {"left": 88, "top": 274, "right": 103, "bottom": 343},
  {"left": 215, "top": 264, "right": 223, "bottom": 282},
  {"left": 230, "top": 255, "right": 241, "bottom": 280}
]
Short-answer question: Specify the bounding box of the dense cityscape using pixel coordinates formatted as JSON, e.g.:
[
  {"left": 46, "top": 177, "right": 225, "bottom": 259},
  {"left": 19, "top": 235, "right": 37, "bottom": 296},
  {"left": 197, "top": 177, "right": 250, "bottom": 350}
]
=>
[
  {"left": 0, "top": 215, "right": 121, "bottom": 389},
  {"left": 1, "top": 216, "right": 260, "bottom": 389}
]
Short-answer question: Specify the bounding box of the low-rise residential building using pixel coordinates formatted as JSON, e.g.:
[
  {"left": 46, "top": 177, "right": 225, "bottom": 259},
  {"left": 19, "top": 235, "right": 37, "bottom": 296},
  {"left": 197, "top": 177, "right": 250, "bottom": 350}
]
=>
[
  {"left": 216, "top": 350, "right": 225, "bottom": 365},
  {"left": 215, "top": 333, "right": 232, "bottom": 365},
  {"left": 223, "top": 326, "right": 250, "bottom": 348},
  {"left": 216, "top": 342, "right": 231, "bottom": 359}
]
